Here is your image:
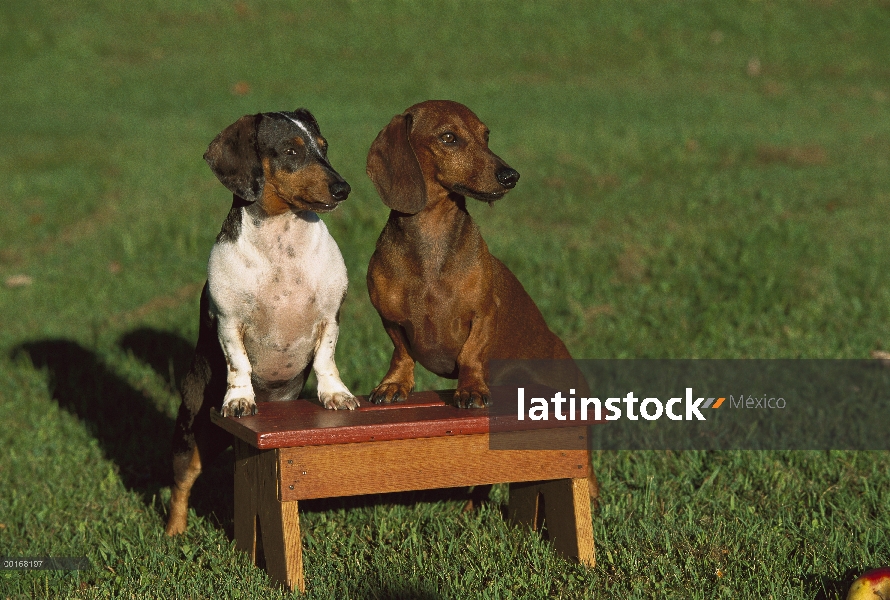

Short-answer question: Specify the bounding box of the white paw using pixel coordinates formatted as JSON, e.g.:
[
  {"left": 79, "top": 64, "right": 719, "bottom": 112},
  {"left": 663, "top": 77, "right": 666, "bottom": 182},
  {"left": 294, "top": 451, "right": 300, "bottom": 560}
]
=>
[
  {"left": 221, "top": 388, "right": 257, "bottom": 418},
  {"left": 320, "top": 391, "right": 359, "bottom": 410}
]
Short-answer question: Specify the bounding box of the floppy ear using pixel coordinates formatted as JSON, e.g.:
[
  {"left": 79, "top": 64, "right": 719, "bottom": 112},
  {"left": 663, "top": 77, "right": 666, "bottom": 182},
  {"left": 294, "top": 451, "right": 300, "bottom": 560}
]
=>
[
  {"left": 366, "top": 113, "right": 427, "bottom": 214},
  {"left": 203, "top": 114, "right": 264, "bottom": 203}
]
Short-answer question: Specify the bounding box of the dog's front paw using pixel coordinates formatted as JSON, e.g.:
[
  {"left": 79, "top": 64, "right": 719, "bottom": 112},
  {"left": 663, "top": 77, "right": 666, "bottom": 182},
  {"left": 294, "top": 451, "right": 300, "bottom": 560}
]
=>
[
  {"left": 221, "top": 392, "right": 257, "bottom": 418},
  {"left": 454, "top": 385, "right": 490, "bottom": 409},
  {"left": 368, "top": 381, "right": 412, "bottom": 404},
  {"left": 321, "top": 391, "right": 360, "bottom": 410}
]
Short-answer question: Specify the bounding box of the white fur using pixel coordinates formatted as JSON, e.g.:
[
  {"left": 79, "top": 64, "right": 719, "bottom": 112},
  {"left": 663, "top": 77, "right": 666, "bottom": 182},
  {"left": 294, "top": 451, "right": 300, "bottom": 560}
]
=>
[{"left": 207, "top": 202, "right": 357, "bottom": 414}]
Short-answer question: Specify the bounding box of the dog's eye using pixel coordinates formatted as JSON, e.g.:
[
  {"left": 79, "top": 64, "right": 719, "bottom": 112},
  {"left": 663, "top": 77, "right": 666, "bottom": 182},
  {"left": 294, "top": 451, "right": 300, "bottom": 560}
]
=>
[
  {"left": 284, "top": 148, "right": 299, "bottom": 156},
  {"left": 440, "top": 132, "right": 457, "bottom": 144}
]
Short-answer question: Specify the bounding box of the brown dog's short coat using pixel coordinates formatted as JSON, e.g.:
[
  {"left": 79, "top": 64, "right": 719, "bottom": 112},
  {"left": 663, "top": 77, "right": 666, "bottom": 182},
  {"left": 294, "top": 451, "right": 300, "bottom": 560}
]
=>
[{"left": 365, "top": 100, "right": 576, "bottom": 408}]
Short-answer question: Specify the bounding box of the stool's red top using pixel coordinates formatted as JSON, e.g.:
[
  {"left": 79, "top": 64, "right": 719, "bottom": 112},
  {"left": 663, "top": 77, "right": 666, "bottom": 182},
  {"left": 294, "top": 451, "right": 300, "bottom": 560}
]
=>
[{"left": 211, "top": 390, "right": 491, "bottom": 449}]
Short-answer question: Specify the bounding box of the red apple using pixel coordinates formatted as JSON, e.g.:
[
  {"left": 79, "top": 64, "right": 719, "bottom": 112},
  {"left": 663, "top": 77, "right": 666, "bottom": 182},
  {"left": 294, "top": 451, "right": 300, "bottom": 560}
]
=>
[{"left": 848, "top": 567, "right": 890, "bottom": 600}]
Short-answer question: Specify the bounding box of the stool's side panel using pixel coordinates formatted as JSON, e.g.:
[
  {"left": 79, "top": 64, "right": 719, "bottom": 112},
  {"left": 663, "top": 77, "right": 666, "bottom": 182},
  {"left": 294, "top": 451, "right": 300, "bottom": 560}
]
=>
[
  {"left": 233, "top": 442, "right": 305, "bottom": 593},
  {"left": 506, "top": 478, "right": 596, "bottom": 568},
  {"left": 277, "top": 431, "right": 589, "bottom": 501},
  {"left": 261, "top": 497, "right": 303, "bottom": 592}
]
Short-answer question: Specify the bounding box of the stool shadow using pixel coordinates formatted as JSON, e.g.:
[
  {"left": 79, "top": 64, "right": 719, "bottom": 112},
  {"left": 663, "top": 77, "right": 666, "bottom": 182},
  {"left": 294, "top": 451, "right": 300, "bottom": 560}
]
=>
[
  {"left": 354, "top": 582, "right": 442, "bottom": 599},
  {"left": 301, "top": 484, "right": 498, "bottom": 515}
]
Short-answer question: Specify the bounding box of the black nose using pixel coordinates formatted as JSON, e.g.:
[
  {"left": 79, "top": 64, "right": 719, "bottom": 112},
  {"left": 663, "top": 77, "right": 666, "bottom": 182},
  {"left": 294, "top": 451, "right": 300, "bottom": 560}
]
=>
[
  {"left": 329, "top": 181, "right": 351, "bottom": 201},
  {"left": 496, "top": 168, "right": 520, "bottom": 189}
]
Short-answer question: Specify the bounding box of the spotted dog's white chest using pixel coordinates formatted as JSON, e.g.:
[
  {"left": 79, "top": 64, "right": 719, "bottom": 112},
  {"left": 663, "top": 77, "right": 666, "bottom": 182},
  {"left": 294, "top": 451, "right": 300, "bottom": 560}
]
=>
[{"left": 207, "top": 208, "right": 347, "bottom": 384}]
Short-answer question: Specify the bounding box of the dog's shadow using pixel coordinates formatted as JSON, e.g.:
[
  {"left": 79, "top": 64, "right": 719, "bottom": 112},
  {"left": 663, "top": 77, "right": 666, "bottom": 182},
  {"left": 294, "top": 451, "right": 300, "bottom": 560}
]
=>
[
  {"left": 117, "top": 327, "right": 236, "bottom": 529},
  {"left": 12, "top": 329, "right": 234, "bottom": 531},
  {"left": 13, "top": 330, "right": 491, "bottom": 536},
  {"left": 117, "top": 328, "right": 194, "bottom": 396}
]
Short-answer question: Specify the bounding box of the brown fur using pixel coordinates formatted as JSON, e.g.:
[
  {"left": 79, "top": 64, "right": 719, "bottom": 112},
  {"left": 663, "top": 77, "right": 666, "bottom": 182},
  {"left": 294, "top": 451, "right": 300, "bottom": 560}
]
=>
[
  {"left": 261, "top": 159, "right": 338, "bottom": 215},
  {"left": 366, "top": 100, "right": 575, "bottom": 408}
]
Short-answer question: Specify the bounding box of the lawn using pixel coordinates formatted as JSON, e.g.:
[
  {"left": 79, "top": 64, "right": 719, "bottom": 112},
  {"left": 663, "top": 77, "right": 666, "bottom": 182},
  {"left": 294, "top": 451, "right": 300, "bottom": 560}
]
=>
[{"left": 1, "top": 0, "right": 889, "bottom": 597}]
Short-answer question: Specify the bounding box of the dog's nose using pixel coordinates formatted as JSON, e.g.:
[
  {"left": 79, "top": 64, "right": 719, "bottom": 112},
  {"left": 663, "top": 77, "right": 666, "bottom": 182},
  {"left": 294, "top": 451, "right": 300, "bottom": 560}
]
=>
[
  {"left": 329, "top": 181, "right": 351, "bottom": 201},
  {"left": 496, "top": 168, "right": 520, "bottom": 189}
]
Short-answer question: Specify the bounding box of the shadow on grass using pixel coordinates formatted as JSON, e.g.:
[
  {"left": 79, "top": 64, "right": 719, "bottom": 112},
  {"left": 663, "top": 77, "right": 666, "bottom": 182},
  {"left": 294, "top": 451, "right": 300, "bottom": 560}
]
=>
[
  {"left": 11, "top": 332, "right": 233, "bottom": 534},
  {"left": 807, "top": 567, "right": 861, "bottom": 600},
  {"left": 351, "top": 582, "right": 443, "bottom": 600},
  {"left": 118, "top": 327, "right": 195, "bottom": 394},
  {"left": 301, "top": 485, "right": 496, "bottom": 516},
  {"left": 13, "top": 338, "right": 174, "bottom": 496},
  {"left": 12, "top": 331, "right": 497, "bottom": 546}
]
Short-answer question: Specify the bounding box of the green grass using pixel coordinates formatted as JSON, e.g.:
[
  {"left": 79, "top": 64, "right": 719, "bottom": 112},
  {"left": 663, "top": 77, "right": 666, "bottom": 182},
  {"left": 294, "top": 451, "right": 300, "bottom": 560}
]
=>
[{"left": 1, "top": 0, "right": 889, "bottom": 597}]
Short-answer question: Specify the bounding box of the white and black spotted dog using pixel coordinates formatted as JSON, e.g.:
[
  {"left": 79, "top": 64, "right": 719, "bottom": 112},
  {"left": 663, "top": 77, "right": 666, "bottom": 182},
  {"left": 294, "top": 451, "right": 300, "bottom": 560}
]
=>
[{"left": 166, "top": 109, "right": 358, "bottom": 536}]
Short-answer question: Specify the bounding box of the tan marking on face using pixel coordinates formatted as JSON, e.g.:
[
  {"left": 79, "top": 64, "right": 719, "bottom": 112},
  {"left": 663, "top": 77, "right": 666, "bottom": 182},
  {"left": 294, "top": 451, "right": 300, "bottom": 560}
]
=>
[{"left": 260, "top": 158, "right": 335, "bottom": 214}]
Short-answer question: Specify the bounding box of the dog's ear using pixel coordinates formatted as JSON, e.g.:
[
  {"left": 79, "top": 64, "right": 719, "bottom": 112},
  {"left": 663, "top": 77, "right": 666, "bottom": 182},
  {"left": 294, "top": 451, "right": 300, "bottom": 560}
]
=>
[
  {"left": 204, "top": 114, "right": 265, "bottom": 203},
  {"left": 366, "top": 113, "right": 427, "bottom": 214}
]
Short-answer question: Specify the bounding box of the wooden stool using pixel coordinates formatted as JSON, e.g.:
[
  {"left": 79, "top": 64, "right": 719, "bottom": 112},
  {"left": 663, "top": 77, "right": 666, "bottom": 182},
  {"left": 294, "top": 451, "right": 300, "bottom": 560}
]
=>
[{"left": 211, "top": 390, "right": 596, "bottom": 592}]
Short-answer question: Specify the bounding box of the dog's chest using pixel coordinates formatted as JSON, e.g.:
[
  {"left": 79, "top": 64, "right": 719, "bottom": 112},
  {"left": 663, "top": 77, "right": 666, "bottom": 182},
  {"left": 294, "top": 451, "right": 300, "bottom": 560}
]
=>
[
  {"left": 209, "top": 210, "right": 346, "bottom": 377},
  {"left": 370, "top": 247, "right": 489, "bottom": 375}
]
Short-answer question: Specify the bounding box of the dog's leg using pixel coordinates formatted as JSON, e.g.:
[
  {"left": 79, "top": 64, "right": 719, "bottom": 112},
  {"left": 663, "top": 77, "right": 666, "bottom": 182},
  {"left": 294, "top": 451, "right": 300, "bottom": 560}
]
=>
[
  {"left": 217, "top": 318, "right": 257, "bottom": 417},
  {"left": 169, "top": 380, "right": 203, "bottom": 536},
  {"left": 313, "top": 318, "right": 358, "bottom": 410},
  {"left": 369, "top": 320, "right": 416, "bottom": 404},
  {"left": 167, "top": 441, "right": 203, "bottom": 536},
  {"left": 453, "top": 312, "right": 495, "bottom": 408},
  {"left": 167, "top": 417, "right": 231, "bottom": 535},
  {"left": 167, "top": 448, "right": 200, "bottom": 535},
  {"left": 167, "top": 307, "right": 231, "bottom": 536},
  {"left": 167, "top": 289, "right": 210, "bottom": 534}
]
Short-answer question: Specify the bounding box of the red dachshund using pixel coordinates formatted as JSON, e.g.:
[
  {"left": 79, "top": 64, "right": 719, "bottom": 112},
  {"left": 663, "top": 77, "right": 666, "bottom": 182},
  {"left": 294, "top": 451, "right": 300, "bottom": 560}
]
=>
[{"left": 365, "top": 100, "right": 578, "bottom": 408}]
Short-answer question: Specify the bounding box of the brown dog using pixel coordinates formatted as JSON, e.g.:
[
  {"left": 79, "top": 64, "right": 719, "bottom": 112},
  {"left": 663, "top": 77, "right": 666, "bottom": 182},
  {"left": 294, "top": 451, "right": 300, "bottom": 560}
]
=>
[{"left": 365, "top": 100, "right": 576, "bottom": 408}]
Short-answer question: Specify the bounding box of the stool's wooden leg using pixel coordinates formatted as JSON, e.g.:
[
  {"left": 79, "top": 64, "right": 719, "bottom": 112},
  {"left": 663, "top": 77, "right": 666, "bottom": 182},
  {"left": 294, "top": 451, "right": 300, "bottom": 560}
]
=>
[
  {"left": 507, "top": 480, "right": 544, "bottom": 531},
  {"left": 233, "top": 440, "right": 260, "bottom": 561},
  {"left": 508, "top": 478, "right": 595, "bottom": 568},
  {"left": 259, "top": 480, "right": 303, "bottom": 592},
  {"left": 233, "top": 441, "right": 305, "bottom": 592},
  {"left": 537, "top": 478, "right": 595, "bottom": 567}
]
